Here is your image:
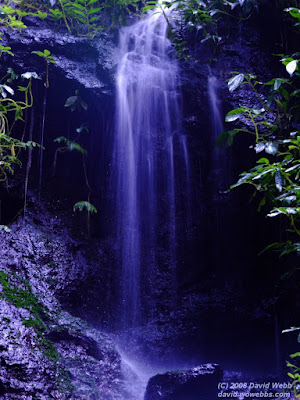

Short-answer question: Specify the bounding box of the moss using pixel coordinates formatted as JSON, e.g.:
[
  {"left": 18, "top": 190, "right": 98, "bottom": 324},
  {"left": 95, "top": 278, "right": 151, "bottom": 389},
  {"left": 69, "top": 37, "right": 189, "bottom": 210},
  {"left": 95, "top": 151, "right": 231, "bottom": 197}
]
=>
[{"left": 0, "top": 271, "right": 47, "bottom": 319}]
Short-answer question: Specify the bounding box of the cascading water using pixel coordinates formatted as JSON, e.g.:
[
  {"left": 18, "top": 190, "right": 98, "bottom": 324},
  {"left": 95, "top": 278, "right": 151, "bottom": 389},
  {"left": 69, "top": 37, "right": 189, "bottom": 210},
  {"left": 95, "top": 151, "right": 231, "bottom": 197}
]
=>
[
  {"left": 207, "top": 71, "right": 227, "bottom": 195},
  {"left": 208, "top": 73, "right": 224, "bottom": 142},
  {"left": 112, "top": 6, "right": 190, "bottom": 327}
]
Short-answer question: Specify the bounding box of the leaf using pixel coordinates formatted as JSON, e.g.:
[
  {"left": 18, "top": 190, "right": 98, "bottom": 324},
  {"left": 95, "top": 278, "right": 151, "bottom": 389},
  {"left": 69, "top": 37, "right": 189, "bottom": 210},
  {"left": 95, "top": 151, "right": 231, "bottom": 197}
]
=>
[
  {"left": 282, "top": 327, "right": 300, "bottom": 334},
  {"left": 54, "top": 136, "right": 86, "bottom": 154},
  {"left": 286, "top": 59, "right": 297, "bottom": 76},
  {"left": 2, "top": 85, "right": 14, "bottom": 96},
  {"left": 265, "top": 142, "right": 278, "bottom": 155},
  {"left": 64, "top": 96, "right": 77, "bottom": 108},
  {"left": 0, "top": 225, "right": 11, "bottom": 233},
  {"left": 257, "top": 157, "right": 269, "bottom": 164},
  {"left": 290, "top": 352, "right": 300, "bottom": 358},
  {"left": 88, "top": 7, "right": 102, "bottom": 15},
  {"left": 255, "top": 142, "right": 265, "bottom": 153},
  {"left": 268, "top": 207, "right": 300, "bottom": 217},
  {"left": 21, "top": 72, "right": 40, "bottom": 80},
  {"left": 80, "top": 99, "right": 88, "bottom": 111},
  {"left": 228, "top": 73, "right": 244, "bottom": 92},
  {"left": 142, "top": 5, "right": 157, "bottom": 11},
  {"left": 73, "top": 201, "right": 97, "bottom": 214},
  {"left": 272, "top": 78, "right": 281, "bottom": 91},
  {"left": 37, "top": 11, "right": 47, "bottom": 19},
  {"left": 72, "top": 2, "right": 85, "bottom": 9},
  {"left": 73, "top": 9, "right": 86, "bottom": 17},
  {"left": 285, "top": 7, "right": 300, "bottom": 19},
  {"left": 225, "top": 108, "right": 245, "bottom": 122},
  {"left": 32, "top": 50, "right": 45, "bottom": 57},
  {"left": 76, "top": 123, "right": 89, "bottom": 134}
]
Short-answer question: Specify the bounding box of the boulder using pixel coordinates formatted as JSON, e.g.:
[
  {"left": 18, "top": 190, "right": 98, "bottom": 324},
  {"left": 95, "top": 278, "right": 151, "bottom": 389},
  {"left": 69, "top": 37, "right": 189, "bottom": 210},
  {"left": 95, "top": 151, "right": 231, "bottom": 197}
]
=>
[{"left": 144, "top": 363, "right": 222, "bottom": 400}]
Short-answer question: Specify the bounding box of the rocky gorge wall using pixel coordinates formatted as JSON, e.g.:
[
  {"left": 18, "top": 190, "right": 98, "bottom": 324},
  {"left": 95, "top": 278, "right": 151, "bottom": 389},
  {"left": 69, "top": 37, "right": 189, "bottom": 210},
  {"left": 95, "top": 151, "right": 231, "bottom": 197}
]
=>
[{"left": 0, "top": 6, "right": 299, "bottom": 399}]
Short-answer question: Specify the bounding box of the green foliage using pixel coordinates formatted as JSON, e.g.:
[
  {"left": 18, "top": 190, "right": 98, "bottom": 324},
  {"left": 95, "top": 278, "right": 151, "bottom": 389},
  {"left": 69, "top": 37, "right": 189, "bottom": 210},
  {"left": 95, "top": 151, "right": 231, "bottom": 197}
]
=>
[
  {"left": 2, "top": 0, "right": 142, "bottom": 38},
  {"left": 221, "top": 68, "right": 300, "bottom": 252},
  {"left": 219, "top": 3, "right": 300, "bottom": 256},
  {"left": 0, "top": 67, "right": 40, "bottom": 182},
  {"left": 54, "top": 91, "right": 96, "bottom": 232},
  {"left": 57, "top": 0, "right": 104, "bottom": 37},
  {"left": 142, "top": 0, "right": 259, "bottom": 60},
  {"left": 73, "top": 200, "right": 97, "bottom": 213},
  {"left": 0, "top": 4, "right": 28, "bottom": 30},
  {"left": 32, "top": 49, "right": 55, "bottom": 88},
  {"left": 0, "top": 33, "right": 13, "bottom": 58},
  {"left": 64, "top": 89, "right": 88, "bottom": 112},
  {"left": 283, "top": 327, "right": 300, "bottom": 399},
  {"left": 219, "top": 2, "right": 300, "bottom": 388},
  {"left": 54, "top": 136, "right": 87, "bottom": 154}
]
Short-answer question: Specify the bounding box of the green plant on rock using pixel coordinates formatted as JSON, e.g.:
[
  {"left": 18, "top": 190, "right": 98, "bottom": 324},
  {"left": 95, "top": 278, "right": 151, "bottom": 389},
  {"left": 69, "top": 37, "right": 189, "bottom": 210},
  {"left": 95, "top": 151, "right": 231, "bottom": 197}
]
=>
[
  {"left": 142, "top": 0, "right": 259, "bottom": 61},
  {"left": 219, "top": 2, "right": 300, "bottom": 255},
  {"left": 219, "top": 2, "right": 300, "bottom": 389},
  {"left": 53, "top": 90, "right": 97, "bottom": 235},
  {"left": 48, "top": 0, "right": 122, "bottom": 36},
  {"left": 32, "top": 49, "right": 55, "bottom": 89},
  {"left": 0, "top": 65, "right": 40, "bottom": 183},
  {"left": 0, "top": 4, "right": 28, "bottom": 30}
]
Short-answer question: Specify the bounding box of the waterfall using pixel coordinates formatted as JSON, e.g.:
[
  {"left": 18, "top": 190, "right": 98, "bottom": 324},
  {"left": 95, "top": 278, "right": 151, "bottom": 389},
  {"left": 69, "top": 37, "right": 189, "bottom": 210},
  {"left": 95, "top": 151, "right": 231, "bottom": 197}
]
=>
[
  {"left": 208, "top": 73, "right": 224, "bottom": 142},
  {"left": 112, "top": 6, "right": 189, "bottom": 327},
  {"left": 207, "top": 71, "right": 227, "bottom": 197}
]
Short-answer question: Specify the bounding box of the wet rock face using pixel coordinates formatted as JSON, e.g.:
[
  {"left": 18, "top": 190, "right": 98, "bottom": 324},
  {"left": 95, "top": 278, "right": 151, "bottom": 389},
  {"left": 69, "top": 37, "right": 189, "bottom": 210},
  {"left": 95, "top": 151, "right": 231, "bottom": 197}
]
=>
[
  {"left": 144, "top": 364, "right": 223, "bottom": 400},
  {"left": 1, "top": 17, "right": 118, "bottom": 94},
  {"left": 0, "top": 298, "right": 56, "bottom": 399},
  {"left": 0, "top": 201, "right": 124, "bottom": 399}
]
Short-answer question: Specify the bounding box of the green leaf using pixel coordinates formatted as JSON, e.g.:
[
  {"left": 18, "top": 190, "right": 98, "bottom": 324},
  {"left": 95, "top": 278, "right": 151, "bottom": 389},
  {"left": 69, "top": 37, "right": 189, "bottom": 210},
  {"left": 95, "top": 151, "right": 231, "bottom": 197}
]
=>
[
  {"left": 32, "top": 51, "right": 45, "bottom": 58},
  {"left": 228, "top": 73, "right": 244, "bottom": 92},
  {"left": 73, "top": 9, "right": 86, "bottom": 17},
  {"left": 37, "top": 11, "right": 47, "bottom": 19},
  {"left": 73, "top": 201, "right": 97, "bottom": 214},
  {"left": 142, "top": 5, "right": 157, "bottom": 11},
  {"left": 72, "top": 2, "right": 85, "bottom": 9},
  {"left": 285, "top": 7, "right": 300, "bottom": 20},
  {"left": 257, "top": 157, "right": 269, "bottom": 164},
  {"left": 290, "top": 352, "right": 300, "bottom": 358},
  {"left": 88, "top": 7, "right": 102, "bottom": 15},
  {"left": 225, "top": 108, "right": 245, "bottom": 122}
]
